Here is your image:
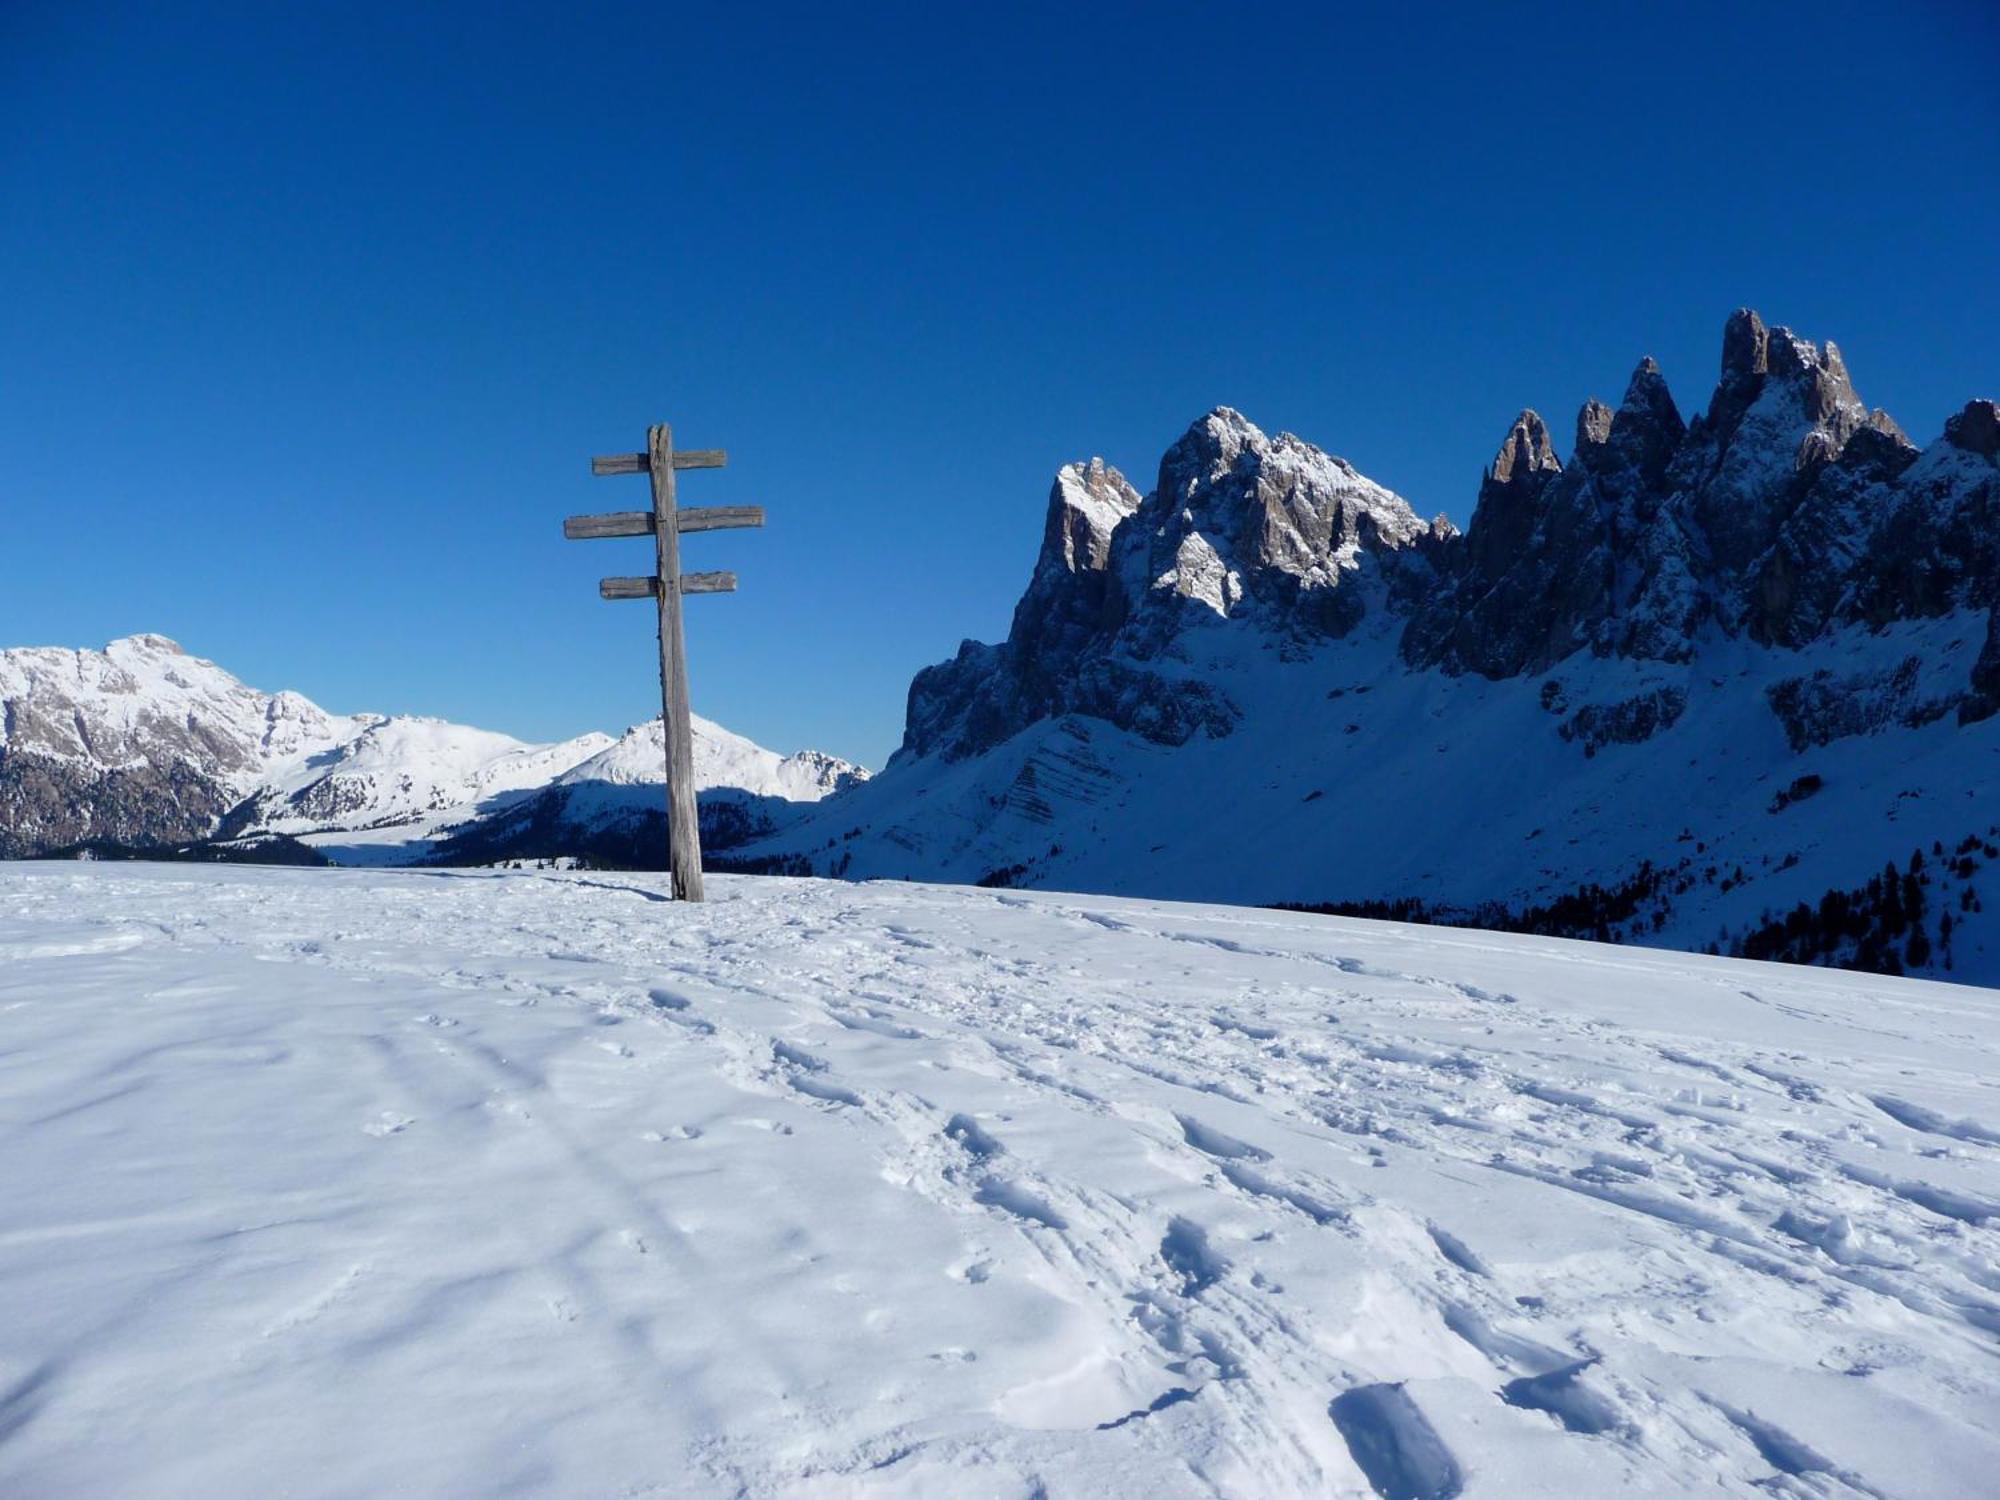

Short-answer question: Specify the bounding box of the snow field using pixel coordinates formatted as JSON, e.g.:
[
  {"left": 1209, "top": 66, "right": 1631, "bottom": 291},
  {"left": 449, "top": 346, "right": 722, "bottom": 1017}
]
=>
[{"left": 1, "top": 865, "right": 1996, "bottom": 1497}]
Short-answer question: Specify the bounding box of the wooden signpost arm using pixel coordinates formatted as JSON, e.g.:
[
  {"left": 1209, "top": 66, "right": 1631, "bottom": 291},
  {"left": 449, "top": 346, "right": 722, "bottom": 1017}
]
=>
[{"left": 648, "top": 423, "right": 705, "bottom": 902}]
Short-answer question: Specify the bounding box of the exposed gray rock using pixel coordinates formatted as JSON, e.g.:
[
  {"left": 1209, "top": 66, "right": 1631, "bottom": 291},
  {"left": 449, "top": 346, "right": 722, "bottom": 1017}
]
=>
[
  {"left": 1750, "top": 421, "right": 1920, "bottom": 646},
  {"left": 1945, "top": 399, "right": 2000, "bottom": 459},
  {"left": 900, "top": 409, "right": 1443, "bottom": 761},
  {"left": 1405, "top": 309, "right": 1993, "bottom": 680},
  {"left": 0, "top": 749, "right": 234, "bottom": 857},
  {"left": 908, "top": 317, "right": 1995, "bottom": 768}
]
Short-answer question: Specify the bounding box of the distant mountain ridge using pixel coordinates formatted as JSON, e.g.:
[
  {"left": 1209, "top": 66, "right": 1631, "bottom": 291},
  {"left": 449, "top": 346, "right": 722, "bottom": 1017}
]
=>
[
  {"left": 736, "top": 309, "right": 2000, "bottom": 982},
  {"left": 0, "top": 634, "right": 864, "bottom": 863}
]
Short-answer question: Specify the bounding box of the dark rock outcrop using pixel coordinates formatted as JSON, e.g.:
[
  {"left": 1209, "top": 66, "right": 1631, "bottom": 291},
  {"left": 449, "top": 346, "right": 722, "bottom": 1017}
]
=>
[{"left": 0, "top": 750, "right": 234, "bottom": 858}]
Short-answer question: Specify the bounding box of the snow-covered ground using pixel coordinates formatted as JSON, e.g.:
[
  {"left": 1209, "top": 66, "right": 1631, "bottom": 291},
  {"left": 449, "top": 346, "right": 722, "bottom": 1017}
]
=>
[{"left": 2, "top": 865, "right": 1997, "bottom": 1498}]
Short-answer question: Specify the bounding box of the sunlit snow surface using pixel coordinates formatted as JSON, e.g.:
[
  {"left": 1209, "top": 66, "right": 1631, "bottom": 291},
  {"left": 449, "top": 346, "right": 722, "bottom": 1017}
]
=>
[{"left": 2, "top": 865, "right": 1997, "bottom": 1498}]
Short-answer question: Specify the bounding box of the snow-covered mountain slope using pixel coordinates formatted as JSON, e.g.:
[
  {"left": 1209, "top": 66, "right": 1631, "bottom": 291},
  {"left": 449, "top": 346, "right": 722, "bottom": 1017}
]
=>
[
  {"left": 738, "top": 310, "right": 2000, "bottom": 983},
  {"left": 3, "top": 864, "right": 1995, "bottom": 1497},
  {"left": 229, "top": 716, "right": 616, "bottom": 850},
  {"left": 0, "top": 635, "right": 861, "bottom": 863},
  {"left": 0, "top": 634, "right": 373, "bottom": 855},
  {"left": 554, "top": 712, "right": 867, "bottom": 801},
  {"left": 417, "top": 714, "right": 870, "bottom": 869}
]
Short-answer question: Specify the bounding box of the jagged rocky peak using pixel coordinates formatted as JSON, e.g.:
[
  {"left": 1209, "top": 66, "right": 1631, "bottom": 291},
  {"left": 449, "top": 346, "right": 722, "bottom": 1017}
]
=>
[
  {"left": 1605, "top": 358, "right": 1686, "bottom": 482},
  {"left": 899, "top": 407, "right": 1448, "bottom": 765},
  {"left": 1867, "top": 407, "right": 1911, "bottom": 444},
  {"left": 1006, "top": 457, "right": 1142, "bottom": 660},
  {"left": 1042, "top": 458, "right": 1140, "bottom": 576},
  {"left": 1563, "top": 360, "right": 1687, "bottom": 542},
  {"left": 1489, "top": 410, "right": 1561, "bottom": 486},
  {"left": 1684, "top": 308, "right": 1876, "bottom": 579},
  {"left": 1453, "top": 410, "right": 1566, "bottom": 592},
  {"left": 1576, "top": 398, "right": 1615, "bottom": 452},
  {"left": 1708, "top": 307, "right": 1866, "bottom": 435},
  {"left": 1945, "top": 399, "right": 2000, "bottom": 459},
  {"left": 1138, "top": 406, "right": 1434, "bottom": 599},
  {"left": 1721, "top": 306, "right": 1769, "bottom": 378},
  {"left": 1159, "top": 404, "right": 1260, "bottom": 481}
]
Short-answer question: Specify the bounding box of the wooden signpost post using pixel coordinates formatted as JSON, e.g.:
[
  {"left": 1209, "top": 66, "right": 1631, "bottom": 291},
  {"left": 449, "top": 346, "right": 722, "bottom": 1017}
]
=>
[{"left": 564, "top": 423, "right": 762, "bottom": 901}]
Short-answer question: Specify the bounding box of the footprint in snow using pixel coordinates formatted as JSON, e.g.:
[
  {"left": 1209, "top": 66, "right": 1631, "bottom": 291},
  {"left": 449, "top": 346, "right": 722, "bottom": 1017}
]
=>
[
  {"left": 832, "top": 1007, "right": 926, "bottom": 1040},
  {"left": 1328, "top": 1383, "right": 1463, "bottom": 1500},
  {"left": 362, "top": 1111, "right": 414, "bottom": 1138},
  {"left": 772, "top": 1041, "right": 862, "bottom": 1107},
  {"left": 973, "top": 1177, "right": 1067, "bottom": 1231},
  {"left": 1159, "top": 1216, "right": 1226, "bottom": 1298},
  {"left": 945, "top": 1113, "right": 1004, "bottom": 1160},
  {"left": 1176, "top": 1113, "right": 1270, "bottom": 1162}
]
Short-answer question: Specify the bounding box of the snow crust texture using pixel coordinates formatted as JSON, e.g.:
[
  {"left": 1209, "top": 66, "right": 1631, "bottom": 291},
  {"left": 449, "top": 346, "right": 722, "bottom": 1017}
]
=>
[{"left": 3, "top": 864, "right": 1996, "bottom": 1497}]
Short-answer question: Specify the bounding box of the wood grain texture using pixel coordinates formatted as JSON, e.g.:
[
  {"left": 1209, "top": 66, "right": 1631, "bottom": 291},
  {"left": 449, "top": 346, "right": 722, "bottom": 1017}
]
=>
[
  {"left": 675, "top": 505, "right": 764, "bottom": 533},
  {"left": 590, "top": 448, "right": 728, "bottom": 476},
  {"left": 567, "top": 506, "right": 761, "bottom": 540},
  {"left": 598, "top": 576, "right": 657, "bottom": 600},
  {"left": 565, "top": 511, "right": 654, "bottom": 539},
  {"left": 649, "top": 422, "right": 706, "bottom": 901},
  {"left": 678, "top": 571, "right": 738, "bottom": 593}
]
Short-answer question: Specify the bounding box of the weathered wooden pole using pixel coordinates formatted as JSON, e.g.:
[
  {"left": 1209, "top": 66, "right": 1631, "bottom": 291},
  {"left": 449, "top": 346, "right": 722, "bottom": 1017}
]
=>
[
  {"left": 564, "top": 426, "right": 762, "bottom": 901},
  {"left": 647, "top": 423, "right": 703, "bottom": 902}
]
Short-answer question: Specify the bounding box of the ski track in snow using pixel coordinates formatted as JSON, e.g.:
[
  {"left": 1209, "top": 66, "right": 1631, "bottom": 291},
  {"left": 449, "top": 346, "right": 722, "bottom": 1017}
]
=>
[{"left": 1, "top": 865, "right": 1997, "bottom": 1497}]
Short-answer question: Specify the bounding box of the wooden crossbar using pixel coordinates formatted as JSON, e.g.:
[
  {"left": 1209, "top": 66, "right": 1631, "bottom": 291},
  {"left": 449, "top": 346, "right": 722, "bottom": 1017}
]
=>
[
  {"left": 590, "top": 449, "right": 726, "bottom": 476},
  {"left": 565, "top": 506, "right": 763, "bottom": 541},
  {"left": 598, "top": 572, "right": 738, "bottom": 600}
]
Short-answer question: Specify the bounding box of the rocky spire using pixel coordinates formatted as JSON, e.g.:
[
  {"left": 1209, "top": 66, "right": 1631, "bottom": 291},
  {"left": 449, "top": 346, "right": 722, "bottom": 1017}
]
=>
[
  {"left": 1575, "top": 398, "right": 1615, "bottom": 455},
  {"left": 1039, "top": 458, "right": 1139, "bottom": 577},
  {"left": 1457, "top": 411, "right": 1563, "bottom": 586},
  {"left": 1605, "top": 357, "right": 1685, "bottom": 490},
  {"left": 1705, "top": 308, "right": 1771, "bottom": 435},
  {"left": 1721, "top": 307, "right": 1769, "bottom": 378},
  {"left": 1007, "top": 458, "right": 1141, "bottom": 659},
  {"left": 1489, "top": 410, "right": 1562, "bottom": 486}
]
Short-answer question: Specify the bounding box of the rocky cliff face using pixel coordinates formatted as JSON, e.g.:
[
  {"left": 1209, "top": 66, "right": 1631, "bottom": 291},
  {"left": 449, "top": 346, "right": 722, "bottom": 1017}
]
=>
[
  {"left": 1404, "top": 310, "right": 1998, "bottom": 683},
  {"left": 904, "top": 310, "right": 1998, "bottom": 770},
  {"left": 903, "top": 409, "right": 1454, "bottom": 763},
  {"left": 743, "top": 309, "right": 2000, "bottom": 981}
]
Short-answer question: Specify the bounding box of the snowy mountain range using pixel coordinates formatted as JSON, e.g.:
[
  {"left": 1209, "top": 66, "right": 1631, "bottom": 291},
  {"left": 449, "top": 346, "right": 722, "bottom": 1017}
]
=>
[
  {"left": 0, "top": 633, "right": 864, "bottom": 865},
  {"left": 733, "top": 310, "right": 2000, "bottom": 983},
  {"left": 7, "top": 309, "right": 1995, "bottom": 982}
]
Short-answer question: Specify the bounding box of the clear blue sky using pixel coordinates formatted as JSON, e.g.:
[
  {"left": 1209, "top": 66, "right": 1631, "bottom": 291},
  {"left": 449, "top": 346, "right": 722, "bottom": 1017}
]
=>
[{"left": 4, "top": 2, "right": 1995, "bottom": 768}]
